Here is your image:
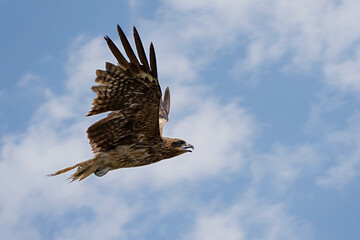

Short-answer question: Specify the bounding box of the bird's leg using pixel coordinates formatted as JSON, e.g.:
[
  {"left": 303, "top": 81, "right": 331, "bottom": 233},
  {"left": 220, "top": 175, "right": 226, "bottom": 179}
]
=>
[{"left": 94, "top": 167, "right": 110, "bottom": 177}]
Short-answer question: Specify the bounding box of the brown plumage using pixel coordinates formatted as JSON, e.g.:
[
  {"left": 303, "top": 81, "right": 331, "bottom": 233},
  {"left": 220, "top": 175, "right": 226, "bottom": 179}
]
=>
[{"left": 49, "top": 26, "right": 193, "bottom": 181}]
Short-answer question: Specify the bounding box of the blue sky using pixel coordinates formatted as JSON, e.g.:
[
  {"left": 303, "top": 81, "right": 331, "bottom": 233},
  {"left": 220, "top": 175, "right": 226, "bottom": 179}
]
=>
[{"left": 1, "top": 0, "right": 360, "bottom": 239}]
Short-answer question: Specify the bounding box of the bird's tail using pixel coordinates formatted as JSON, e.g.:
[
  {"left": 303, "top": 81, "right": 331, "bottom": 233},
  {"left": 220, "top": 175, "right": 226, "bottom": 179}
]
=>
[{"left": 48, "top": 158, "right": 98, "bottom": 182}]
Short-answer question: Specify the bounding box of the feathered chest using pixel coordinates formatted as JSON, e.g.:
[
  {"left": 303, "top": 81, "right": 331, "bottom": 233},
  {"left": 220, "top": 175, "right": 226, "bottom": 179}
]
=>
[{"left": 97, "top": 143, "right": 170, "bottom": 169}]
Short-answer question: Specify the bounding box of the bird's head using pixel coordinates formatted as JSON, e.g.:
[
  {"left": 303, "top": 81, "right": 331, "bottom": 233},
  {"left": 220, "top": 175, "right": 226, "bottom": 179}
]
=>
[{"left": 164, "top": 138, "right": 194, "bottom": 156}]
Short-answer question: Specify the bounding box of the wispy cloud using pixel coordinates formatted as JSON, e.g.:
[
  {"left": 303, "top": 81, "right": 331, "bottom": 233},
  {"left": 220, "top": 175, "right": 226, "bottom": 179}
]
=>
[
  {"left": 251, "top": 144, "right": 320, "bottom": 192},
  {"left": 2, "top": 0, "right": 360, "bottom": 239},
  {"left": 0, "top": 18, "right": 257, "bottom": 239},
  {"left": 317, "top": 112, "right": 360, "bottom": 190},
  {"left": 162, "top": 0, "right": 360, "bottom": 90},
  {"left": 184, "top": 191, "right": 314, "bottom": 240},
  {"left": 324, "top": 46, "right": 360, "bottom": 92}
]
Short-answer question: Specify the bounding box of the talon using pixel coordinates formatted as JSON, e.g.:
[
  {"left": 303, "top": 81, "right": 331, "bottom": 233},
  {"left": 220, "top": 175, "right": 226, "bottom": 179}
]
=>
[{"left": 94, "top": 167, "right": 110, "bottom": 177}]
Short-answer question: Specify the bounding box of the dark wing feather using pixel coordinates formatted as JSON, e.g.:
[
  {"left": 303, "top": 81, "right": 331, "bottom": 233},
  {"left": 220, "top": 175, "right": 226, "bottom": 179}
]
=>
[
  {"left": 104, "top": 36, "right": 129, "bottom": 70},
  {"left": 117, "top": 25, "right": 140, "bottom": 69},
  {"left": 149, "top": 43, "right": 157, "bottom": 79},
  {"left": 87, "top": 112, "right": 135, "bottom": 153},
  {"left": 87, "top": 26, "right": 162, "bottom": 153},
  {"left": 133, "top": 27, "right": 150, "bottom": 72}
]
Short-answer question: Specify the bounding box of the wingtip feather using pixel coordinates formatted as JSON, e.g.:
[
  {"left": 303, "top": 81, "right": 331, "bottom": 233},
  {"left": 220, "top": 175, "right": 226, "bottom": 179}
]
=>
[
  {"left": 117, "top": 25, "right": 140, "bottom": 68},
  {"left": 133, "top": 26, "right": 150, "bottom": 72},
  {"left": 164, "top": 86, "right": 170, "bottom": 113},
  {"left": 149, "top": 42, "right": 157, "bottom": 78},
  {"left": 104, "top": 35, "right": 129, "bottom": 68}
]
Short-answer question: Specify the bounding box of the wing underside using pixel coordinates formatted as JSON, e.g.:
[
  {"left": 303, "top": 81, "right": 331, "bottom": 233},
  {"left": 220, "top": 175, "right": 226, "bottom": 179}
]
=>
[{"left": 159, "top": 87, "right": 170, "bottom": 136}]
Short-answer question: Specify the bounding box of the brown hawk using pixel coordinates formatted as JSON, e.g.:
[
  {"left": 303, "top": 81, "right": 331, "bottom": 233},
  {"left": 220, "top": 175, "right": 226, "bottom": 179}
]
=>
[{"left": 50, "top": 26, "right": 193, "bottom": 181}]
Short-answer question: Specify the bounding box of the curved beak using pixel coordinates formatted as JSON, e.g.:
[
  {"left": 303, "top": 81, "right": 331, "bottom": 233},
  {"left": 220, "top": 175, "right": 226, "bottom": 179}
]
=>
[{"left": 182, "top": 143, "right": 194, "bottom": 152}]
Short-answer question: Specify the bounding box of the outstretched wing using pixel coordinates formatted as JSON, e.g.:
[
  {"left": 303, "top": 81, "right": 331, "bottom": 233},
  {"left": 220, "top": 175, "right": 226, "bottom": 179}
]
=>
[
  {"left": 159, "top": 87, "right": 170, "bottom": 136},
  {"left": 86, "top": 26, "right": 162, "bottom": 153}
]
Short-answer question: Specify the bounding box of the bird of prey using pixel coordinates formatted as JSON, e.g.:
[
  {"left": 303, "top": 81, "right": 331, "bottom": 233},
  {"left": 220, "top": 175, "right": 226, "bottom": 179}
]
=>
[{"left": 50, "top": 26, "right": 194, "bottom": 181}]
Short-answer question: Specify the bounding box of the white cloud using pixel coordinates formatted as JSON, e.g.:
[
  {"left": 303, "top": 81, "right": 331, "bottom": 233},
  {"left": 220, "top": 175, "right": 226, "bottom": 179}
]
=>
[
  {"left": 0, "top": 37, "right": 134, "bottom": 240},
  {"left": 187, "top": 213, "right": 246, "bottom": 240},
  {"left": 65, "top": 36, "right": 111, "bottom": 95},
  {"left": 184, "top": 191, "right": 314, "bottom": 240},
  {"left": 3, "top": 0, "right": 360, "bottom": 238},
  {"left": 154, "top": 0, "right": 360, "bottom": 192},
  {"left": 317, "top": 155, "right": 360, "bottom": 190},
  {"left": 0, "top": 15, "right": 257, "bottom": 240},
  {"left": 17, "top": 73, "right": 48, "bottom": 98},
  {"left": 300, "top": 89, "right": 360, "bottom": 190},
  {"left": 157, "top": 0, "right": 360, "bottom": 92},
  {"left": 251, "top": 144, "right": 320, "bottom": 192},
  {"left": 150, "top": 97, "right": 254, "bottom": 186},
  {"left": 324, "top": 46, "right": 360, "bottom": 92},
  {"left": 304, "top": 89, "right": 346, "bottom": 134},
  {"left": 317, "top": 113, "right": 360, "bottom": 189},
  {"left": 0, "top": 127, "right": 136, "bottom": 239},
  {"left": 18, "top": 73, "right": 42, "bottom": 87}
]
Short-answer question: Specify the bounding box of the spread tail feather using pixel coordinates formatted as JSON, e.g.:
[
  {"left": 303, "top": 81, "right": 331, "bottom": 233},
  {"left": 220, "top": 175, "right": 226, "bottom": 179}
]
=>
[{"left": 48, "top": 158, "right": 99, "bottom": 182}]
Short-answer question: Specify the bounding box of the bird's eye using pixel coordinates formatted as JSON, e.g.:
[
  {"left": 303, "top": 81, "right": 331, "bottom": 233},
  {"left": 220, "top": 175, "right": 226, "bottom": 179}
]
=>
[{"left": 172, "top": 140, "right": 185, "bottom": 147}]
